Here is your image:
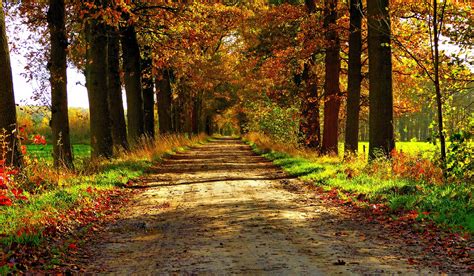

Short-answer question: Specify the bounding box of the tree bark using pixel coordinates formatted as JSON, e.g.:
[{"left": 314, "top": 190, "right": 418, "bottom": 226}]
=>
[
  {"left": 141, "top": 47, "right": 155, "bottom": 139},
  {"left": 367, "top": 0, "right": 395, "bottom": 159},
  {"left": 121, "top": 25, "right": 145, "bottom": 144},
  {"left": 85, "top": 1, "right": 113, "bottom": 159},
  {"left": 322, "top": 0, "right": 341, "bottom": 155},
  {"left": 192, "top": 92, "right": 203, "bottom": 134},
  {"left": 156, "top": 69, "right": 173, "bottom": 134},
  {"left": 0, "top": 1, "right": 22, "bottom": 167},
  {"left": 300, "top": 63, "right": 321, "bottom": 149},
  {"left": 433, "top": 0, "right": 447, "bottom": 170},
  {"left": 344, "top": 0, "right": 362, "bottom": 155},
  {"left": 106, "top": 27, "right": 128, "bottom": 150},
  {"left": 47, "top": 0, "right": 73, "bottom": 168},
  {"left": 300, "top": 0, "right": 321, "bottom": 149}
]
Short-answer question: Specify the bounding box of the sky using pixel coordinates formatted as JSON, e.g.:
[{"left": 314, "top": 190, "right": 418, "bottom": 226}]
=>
[{"left": 10, "top": 52, "right": 91, "bottom": 108}]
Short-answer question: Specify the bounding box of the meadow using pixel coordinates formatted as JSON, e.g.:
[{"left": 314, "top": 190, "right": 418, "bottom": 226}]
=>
[{"left": 26, "top": 145, "right": 91, "bottom": 161}]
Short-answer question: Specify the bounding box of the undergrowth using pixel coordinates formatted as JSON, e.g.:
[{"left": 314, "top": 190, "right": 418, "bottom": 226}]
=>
[{"left": 244, "top": 132, "right": 473, "bottom": 234}]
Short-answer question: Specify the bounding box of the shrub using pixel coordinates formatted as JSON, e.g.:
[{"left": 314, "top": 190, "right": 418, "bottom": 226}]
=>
[{"left": 445, "top": 130, "right": 473, "bottom": 183}]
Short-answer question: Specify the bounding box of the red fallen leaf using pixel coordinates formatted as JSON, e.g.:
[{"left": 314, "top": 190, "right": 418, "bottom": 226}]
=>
[
  {"left": 68, "top": 243, "right": 77, "bottom": 250},
  {"left": 86, "top": 186, "right": 93, "bottom": 194}
]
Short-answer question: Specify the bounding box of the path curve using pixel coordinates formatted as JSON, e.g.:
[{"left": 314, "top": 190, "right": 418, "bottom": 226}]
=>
[{"left": 82, "top": 138, "right": 432, "bottom": 275}]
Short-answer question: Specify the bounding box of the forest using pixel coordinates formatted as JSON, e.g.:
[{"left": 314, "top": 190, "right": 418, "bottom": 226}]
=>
[{"left": 0, "top": 0, "right": 473, "bottom": 274}]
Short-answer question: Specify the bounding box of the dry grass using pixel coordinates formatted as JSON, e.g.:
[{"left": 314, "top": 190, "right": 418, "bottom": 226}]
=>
[
  {"left": 9, "top": 134, "right": 208, "bottom": 193},
  {"left": 118, "top": 133, "right": 208, "bottom": 162},
  {"left": 244, "top": 132, "right": 340, "bottom": 163}
]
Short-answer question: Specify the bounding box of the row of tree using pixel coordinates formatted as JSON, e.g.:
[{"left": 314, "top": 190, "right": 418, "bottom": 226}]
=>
[
  {"left": 1, "top": 0, "right": 222, "bottom": 167},
  {"left": 1, "top": 0, "right": 472, "bottom": 172},
  {"left": 236, "top": 0, "right": 471, "bottom": 167}
]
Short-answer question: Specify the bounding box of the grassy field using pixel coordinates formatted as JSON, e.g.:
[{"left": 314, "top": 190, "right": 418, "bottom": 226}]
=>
[
  {"left": 26, "top": 145, "right": 91, "bottom": 160},
  {"left": 338, "top": 141, "right": 438, "bottom": 158}
]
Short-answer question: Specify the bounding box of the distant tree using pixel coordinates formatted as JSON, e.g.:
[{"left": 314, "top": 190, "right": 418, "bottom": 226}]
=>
[
  {"left": 47, "top": 0, "right": 74, "bottom": 168},
  {"left": 0, "top": 0, "right": 22, "bottom": 166},
  {"left": 367, "top": 0, "right": 395, "bottom": 159}
]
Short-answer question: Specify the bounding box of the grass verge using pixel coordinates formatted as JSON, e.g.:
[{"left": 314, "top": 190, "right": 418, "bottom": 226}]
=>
[
  {"left": 244, "top": 133, "right": 473, "bottom": 234},
  {"left": 0, "top": 134, "right": 208, "bottom": 272}
]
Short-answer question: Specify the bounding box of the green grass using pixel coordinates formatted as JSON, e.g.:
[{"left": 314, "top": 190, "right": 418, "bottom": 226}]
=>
[
  {"left": 26, "top": 144, "right": 91, "bottom": 161},
  {"left": 250, "top": 142, "right": 474, "bottom": 233},
  {"left": 0, "top": 159, "right": 149, "bottom": 241}
]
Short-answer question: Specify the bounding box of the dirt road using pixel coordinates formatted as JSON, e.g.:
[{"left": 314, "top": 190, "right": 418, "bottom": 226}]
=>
[{"left": 82, "top": 138, "right": 433, "bottom": 274}]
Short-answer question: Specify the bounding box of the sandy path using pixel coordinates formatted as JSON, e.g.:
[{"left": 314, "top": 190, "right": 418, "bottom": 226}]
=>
[{"left": 83, "top": 138, "right": 433, "bottom": 275}]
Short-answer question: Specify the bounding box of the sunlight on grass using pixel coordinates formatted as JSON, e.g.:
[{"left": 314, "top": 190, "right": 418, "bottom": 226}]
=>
[
  {"left": 26, "top": 144, "right": 91, "bottom": 161},
  {"left": 245, "top": 133, "right": 473, "bottom": 233}
]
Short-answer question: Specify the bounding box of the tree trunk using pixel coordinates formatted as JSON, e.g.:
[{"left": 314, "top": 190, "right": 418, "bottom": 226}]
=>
[
  {"left": 47, "top": 0, "right": 73, "bottom": 168},
  {"left": 344, "top": 0, "right": 362, "bottom": 155},
  {"left": 0, "top": 1, "right": 22, "bottom": 167},
  {"left": 300, "top": 0, "right": 321, "bottom": 149},
  {"left": 156, "top": 69, "right": 173, "bottom": 134},
  {"left": 184, "top": 96, "right": 193, "bottom": 134},
  {"left": 106, "top": 27, "right": 128, "bottom": 150},
  {"left": 141, "top": 47, "right": 155, "bottom": 139},
  {"left": 367, "top": 0, "right": 395, "bottom": 159},
  {"left": 300, "top": 63, "right": 321, "bottom": 149},
  {"left": 85, "top": 3, "right": 113, "bottom": 159},
  {"left": 205, "top": 115, "right": 213, "bottom": 135},
  {"left": 433, "top": 0, "right": 447, "bottom": 171},
  {"left": 322, "top": 0, "right": 341, "bottom": 155},
  {"left": 121, "top": 25, "right": 145, "bottom": 144},
  {"left": 192, "top": 92, "right": 203, "bottom": 134}
]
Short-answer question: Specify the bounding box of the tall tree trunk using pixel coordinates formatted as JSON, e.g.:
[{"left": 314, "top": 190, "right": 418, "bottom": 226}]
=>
[
  {"left": 191, "top": 91, "right": 203, "bottom": 134},
  {"left": 433, "top": 0, "right": 447, "bottom": 171},
  {"left": 184, "top": 95, "right": 193, "bottom": 134},
  {"left": 300, "top": 0, "right": 321, "bottom": 149},
  {"left": 322, "top": 0, "right": 341, "bottom": 155},
  {"left": 47, "top": 0, "right": 73, "bottom": 168},
  {"left": 121, "top": 25, "right": 145, "bottom": 144},
  {"left": 344, "top": 0, "right": 362, "bottom": 155},
  {"left": 300, "top": 63, "right": 321, "bottom": 149},
  {"left": 85, "top": 2, "right": 113, "bottom": 159},
  {"left": 367, "top": 0, "right": 395, "bottom": 159},
  {"left": 156, "top": 68, "right": 173, "bottom": 134},
  {"left": 0, "top": 1, "right": 22, "bottom": 167},
  {"left": 205, "top": 115, "right": 213, "bottom": 135},
  {"left": 141, "top": 47, "right": 155, "bottom": 139},
  {"left": 107, "top": 27, "right": 128, "bottom": 150}
]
